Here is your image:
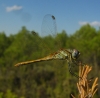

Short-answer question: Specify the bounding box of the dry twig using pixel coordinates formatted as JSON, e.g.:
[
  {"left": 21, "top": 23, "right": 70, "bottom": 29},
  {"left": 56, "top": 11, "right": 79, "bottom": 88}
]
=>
[{"left": 71, "top": 65, "right": 98, "bottom": 98}]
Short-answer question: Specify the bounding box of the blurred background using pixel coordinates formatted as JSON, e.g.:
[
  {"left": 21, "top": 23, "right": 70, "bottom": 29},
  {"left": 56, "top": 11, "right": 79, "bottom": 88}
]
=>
[{"left": 0, "top": 0, "right": 100, "bottom": 98}]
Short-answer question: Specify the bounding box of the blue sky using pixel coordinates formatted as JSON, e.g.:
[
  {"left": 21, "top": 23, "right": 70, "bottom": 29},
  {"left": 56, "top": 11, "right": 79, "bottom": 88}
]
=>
[{"left": 0, "top": 0, "right": 100, "bottom": 36}]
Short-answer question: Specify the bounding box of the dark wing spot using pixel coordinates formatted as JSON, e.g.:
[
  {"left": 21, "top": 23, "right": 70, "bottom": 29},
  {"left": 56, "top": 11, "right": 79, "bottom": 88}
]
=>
[
  {"left": 52, "top": 15, "right": 55, "bottom": 20},
  {"left": 31, "top": 31, "right": 37, "bottom": 35}
]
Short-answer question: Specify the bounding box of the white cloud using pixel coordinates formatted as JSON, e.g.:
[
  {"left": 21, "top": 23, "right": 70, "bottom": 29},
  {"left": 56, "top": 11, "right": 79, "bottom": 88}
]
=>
[
  {"left": 90, "top": 21, "right": 100, "bottom": 26},
  {"left": 79, "top": 21, "right": 100, "bottom": 26},
  {"left": 6, "top": 5, "right": 22, "bottom": 12},
  {"left": 79, "top": 21, "right": 88, "bottom": 25}
]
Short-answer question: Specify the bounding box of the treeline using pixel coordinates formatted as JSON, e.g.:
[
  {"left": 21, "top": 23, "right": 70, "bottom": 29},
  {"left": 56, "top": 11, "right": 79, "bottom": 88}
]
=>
[{"left": 0, "top": 24, "right": 100, "bottom": 98}]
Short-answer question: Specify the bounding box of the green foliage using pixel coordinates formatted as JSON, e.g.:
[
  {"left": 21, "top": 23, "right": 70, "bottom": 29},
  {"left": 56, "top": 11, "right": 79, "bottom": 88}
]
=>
[
  {"left": 0, "top": 90, "right": 24, "bottom": 98},
  {"left": 0, "top": 25, "right": 100, "bottom": 98}
]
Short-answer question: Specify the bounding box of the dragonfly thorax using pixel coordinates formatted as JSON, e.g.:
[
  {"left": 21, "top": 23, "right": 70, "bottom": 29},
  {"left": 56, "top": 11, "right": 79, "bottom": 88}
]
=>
[
  {"left": 53, "top": 49, "right": 80, "bottom": 61},
  {"left": 53, "top": 50, "right": 70, "bottom": 60}
]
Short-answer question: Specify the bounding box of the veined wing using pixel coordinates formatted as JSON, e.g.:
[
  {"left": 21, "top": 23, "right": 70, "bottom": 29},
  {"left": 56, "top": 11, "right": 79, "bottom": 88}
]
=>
[
  {"left": 41, "top": 14, "right": 62, "bottom": 52},
  {"left": 41, "top": 14, "right": 57, "bottom": 37},
  {"left": 31, "top": 14, "right": 58, "bottom": 54}
]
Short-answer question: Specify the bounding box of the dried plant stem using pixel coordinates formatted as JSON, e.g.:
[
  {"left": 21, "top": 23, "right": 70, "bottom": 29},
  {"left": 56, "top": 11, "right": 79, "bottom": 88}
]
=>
[{"left": 71, "top": 65, "right": 98, "bottom": 98}]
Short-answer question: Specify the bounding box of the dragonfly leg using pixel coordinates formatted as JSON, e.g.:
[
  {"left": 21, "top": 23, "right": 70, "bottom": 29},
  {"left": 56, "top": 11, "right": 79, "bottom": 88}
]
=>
[
  {"left": 68, "top": 63, "right": 82, "bottom": 79},
  {"left": 74, "top": 60, "right": 85, "bottom": 66}
]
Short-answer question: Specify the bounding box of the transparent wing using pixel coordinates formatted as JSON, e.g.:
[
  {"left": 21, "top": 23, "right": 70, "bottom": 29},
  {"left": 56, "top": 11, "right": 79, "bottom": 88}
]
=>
[{"left": 41, "top": 14, "right": 57, "bottom": 37}]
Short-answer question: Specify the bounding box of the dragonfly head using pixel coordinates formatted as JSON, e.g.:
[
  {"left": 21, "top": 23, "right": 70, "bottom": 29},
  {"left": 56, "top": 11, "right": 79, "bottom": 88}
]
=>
[{"left": 72, "top": 49, "right": 80, "bottom": 59}]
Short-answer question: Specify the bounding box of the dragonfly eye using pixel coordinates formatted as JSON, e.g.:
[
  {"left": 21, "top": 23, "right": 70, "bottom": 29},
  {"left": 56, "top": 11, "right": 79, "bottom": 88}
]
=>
[{"left": 72, "top": 49, "right": 80, "bottom": 59}]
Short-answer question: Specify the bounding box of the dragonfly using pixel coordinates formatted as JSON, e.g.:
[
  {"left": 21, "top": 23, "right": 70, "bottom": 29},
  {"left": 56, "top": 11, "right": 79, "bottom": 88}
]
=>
[{"left": 14, "top": 14, "right": 81, "bottom": 78}]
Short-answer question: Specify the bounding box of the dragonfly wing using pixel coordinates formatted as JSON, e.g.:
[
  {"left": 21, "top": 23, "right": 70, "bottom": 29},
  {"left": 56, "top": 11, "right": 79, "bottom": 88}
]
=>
[{"left": 41, "top": 14, "right": 57, "bottom": 37}]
